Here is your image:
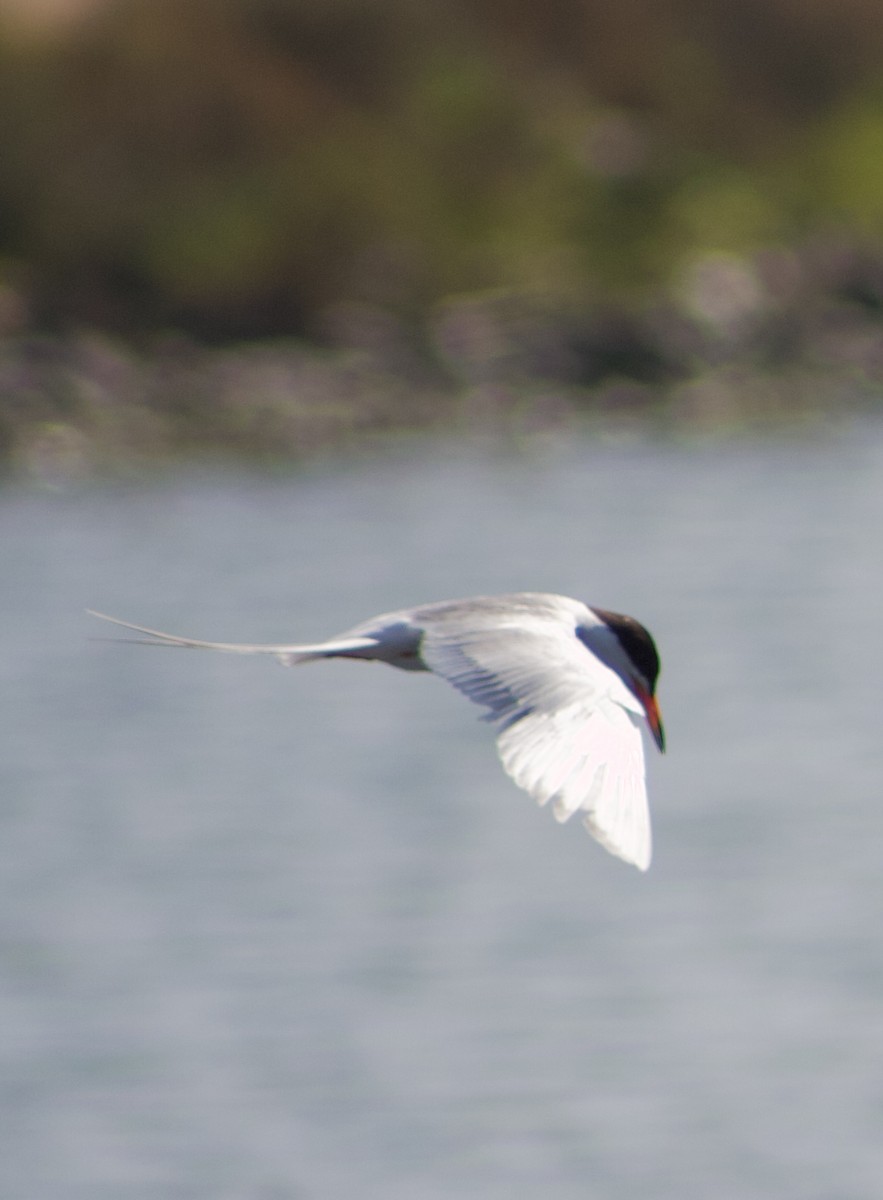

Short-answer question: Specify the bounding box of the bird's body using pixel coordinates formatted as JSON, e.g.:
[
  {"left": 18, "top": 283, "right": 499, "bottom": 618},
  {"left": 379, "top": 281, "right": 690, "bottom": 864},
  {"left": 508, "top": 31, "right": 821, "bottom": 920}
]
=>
[{"left": 89, "top": 593, "right": 664, "bottom": 870}]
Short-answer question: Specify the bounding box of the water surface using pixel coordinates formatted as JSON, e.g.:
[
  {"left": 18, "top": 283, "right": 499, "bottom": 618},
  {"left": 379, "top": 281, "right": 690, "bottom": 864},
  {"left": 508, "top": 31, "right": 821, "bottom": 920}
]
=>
[{"left": 3, "top": 424, "right": 883, "bottom": 1199}]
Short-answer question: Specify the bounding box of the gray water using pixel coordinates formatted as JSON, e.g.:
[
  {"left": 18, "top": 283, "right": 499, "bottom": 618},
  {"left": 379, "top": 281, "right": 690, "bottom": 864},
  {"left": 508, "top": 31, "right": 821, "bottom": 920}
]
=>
[{"left": 3, "top": 422, "right": 883, "bottom": 1200}]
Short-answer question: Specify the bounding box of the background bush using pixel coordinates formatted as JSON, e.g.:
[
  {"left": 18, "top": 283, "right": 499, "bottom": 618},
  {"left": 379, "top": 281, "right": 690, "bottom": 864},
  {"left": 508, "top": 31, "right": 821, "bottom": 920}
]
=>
[{"left": 3, "top": 0, "right": 883, "bottom": 341}]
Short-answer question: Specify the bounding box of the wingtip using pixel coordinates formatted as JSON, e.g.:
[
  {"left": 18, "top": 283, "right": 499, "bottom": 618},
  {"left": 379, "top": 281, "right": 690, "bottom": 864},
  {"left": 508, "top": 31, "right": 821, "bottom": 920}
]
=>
[{"left": 582, "top": 812, "right": 652, "bottom": 872}]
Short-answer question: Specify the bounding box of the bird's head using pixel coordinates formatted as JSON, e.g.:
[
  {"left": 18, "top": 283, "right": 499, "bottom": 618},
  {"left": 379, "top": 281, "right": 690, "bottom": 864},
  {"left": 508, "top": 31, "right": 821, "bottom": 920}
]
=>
[{"left": 584, "top": 607, "right": 665, "bottom": 753}]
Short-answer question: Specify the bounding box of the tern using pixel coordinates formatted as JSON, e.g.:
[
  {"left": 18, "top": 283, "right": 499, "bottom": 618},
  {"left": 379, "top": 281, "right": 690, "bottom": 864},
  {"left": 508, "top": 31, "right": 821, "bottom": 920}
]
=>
[{"left": 89, "top": 593, "right": 664, "bottom": 870}]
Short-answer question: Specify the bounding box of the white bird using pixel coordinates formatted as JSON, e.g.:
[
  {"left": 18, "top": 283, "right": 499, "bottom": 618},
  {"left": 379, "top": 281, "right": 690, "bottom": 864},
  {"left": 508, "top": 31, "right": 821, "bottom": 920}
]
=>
[{"left": 88, "top": 593, "right": 664, "bottom": 870}]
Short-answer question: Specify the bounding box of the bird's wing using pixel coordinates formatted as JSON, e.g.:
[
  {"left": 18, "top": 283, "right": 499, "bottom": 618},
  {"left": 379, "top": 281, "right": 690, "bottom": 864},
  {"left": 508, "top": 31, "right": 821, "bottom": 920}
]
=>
[
  {"left": 419, "top": 615, "right": 651, "bottom": 869},
  {"left": 86, "top": 611, "right": 376, "bottom": 664},
  {"left": 496, "top": 700, "right": 650, "bottom": 870}
]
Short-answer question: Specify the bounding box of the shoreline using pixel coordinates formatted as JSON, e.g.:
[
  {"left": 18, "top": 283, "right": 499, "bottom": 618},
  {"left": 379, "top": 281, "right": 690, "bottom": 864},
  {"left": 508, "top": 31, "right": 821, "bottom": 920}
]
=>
[{"left": 4, "top": 268, "right": 882, "bottom": 481}]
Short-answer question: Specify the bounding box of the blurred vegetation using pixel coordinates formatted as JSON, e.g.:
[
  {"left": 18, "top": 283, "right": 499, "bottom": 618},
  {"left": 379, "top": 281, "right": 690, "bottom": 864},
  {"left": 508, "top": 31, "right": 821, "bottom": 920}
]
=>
[{"left": 3, "top": 0, "right": 883, "bottom": 472}]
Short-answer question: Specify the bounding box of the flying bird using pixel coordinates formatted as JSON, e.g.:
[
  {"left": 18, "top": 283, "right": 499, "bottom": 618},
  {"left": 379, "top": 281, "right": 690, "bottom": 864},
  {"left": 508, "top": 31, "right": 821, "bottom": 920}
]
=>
[{"left": 89, "top": 593, "right": 664, "bottom": 870}]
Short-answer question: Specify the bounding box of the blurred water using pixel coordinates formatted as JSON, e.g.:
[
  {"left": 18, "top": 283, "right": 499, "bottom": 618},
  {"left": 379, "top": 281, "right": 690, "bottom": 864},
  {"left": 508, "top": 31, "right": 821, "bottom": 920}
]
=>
[{"left": 3, "top": 422, "right": 883, "bottom": 1200}]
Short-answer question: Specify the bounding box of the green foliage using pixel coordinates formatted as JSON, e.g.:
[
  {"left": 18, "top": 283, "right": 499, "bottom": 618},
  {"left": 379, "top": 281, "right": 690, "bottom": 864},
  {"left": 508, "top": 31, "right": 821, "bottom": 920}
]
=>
[
  {"left": 805, "top": 96, "right": 883, "bottom": 230},
  {"left": 2, "top": 0, "right": 883, "bottom": 338}
]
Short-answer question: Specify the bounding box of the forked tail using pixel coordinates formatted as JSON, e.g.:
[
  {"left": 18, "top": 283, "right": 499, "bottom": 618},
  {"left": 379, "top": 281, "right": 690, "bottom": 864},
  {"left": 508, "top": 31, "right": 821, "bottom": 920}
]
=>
[{"left": 86, "top": 610, "right": 378, "bottom": 666}]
